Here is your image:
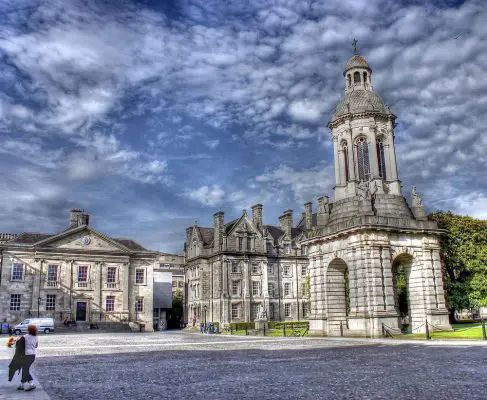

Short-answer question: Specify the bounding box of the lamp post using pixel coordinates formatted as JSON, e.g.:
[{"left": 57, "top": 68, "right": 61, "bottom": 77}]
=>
[
  {"left": 135, "top": 303, "right": 138, "bottom": 322},
  {"left": 203, "top": 305, "right": 207, "bottom": 324},
  {"left": 37, "top": 296, "right": 42, "bottom": 317}
]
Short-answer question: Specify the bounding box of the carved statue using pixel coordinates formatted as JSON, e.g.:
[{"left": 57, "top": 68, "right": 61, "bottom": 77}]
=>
[
  {"left": 318, "top": 196, "right": 330, "bottom": 214},
  {"left": 356, "top": 180, "right": 371, "bottom": 200},
  {"left": 411, "top": 186, "right": 423, "bottom": 207}
]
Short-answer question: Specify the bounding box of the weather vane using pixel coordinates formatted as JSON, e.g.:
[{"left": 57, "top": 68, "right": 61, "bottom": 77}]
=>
[{"left": 352, "top": 38, "right": 358, "bottom": 54}]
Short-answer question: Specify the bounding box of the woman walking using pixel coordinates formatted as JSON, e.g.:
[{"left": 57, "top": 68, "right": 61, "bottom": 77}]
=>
[{"left": 19, "top": 324, "right": 38, "bottom": 391}]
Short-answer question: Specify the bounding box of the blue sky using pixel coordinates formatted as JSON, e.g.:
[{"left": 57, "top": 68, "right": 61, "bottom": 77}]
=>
[{"left": 0, "top": 0, "right": 485, "bottom": 253}]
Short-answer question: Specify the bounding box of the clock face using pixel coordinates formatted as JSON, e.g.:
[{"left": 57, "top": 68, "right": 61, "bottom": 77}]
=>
[{"left": 81, "top": 236, "right": 91, "bottom": 246}]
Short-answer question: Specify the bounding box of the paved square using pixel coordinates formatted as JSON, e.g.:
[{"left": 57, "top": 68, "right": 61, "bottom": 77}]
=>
[{"left": 2, "top": 332, "right": 487, "bottom": 400}]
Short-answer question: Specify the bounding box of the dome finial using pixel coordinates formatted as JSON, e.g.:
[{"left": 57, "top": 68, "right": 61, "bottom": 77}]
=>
[{"left": 352, "top": 38, "right": 358, "bottom": 54}]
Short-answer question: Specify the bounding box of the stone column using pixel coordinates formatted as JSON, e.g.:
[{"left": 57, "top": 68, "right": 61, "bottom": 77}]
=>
[
  {"left": 338, "top": 148, "right": 346, "bottom": 184},
  {"left": 122, "top": 262, "right": 129, "bottom": 315},
  {"left": 333, "top": 137, "right": 340, "bottom": 185},
  {"left": 346, "top": 129, "right": 356, "bottom": 181},
  {"left": 31, "top": 259, "right": 43, "bottom": 317},
  {"left": 430, "top": 249, "right": 447, "bottom": 311},
  {"left": 368, "top": 124, "right": 380, "bottom": 179},
  {"left": 262, "top": 261, "right": 269, "bottom": 314},
  {"left": 380, "top": 248, "right": 396, "bottom": 314},
  {"left": 243, "top": 259, "right": 250, "bottom": 322}
]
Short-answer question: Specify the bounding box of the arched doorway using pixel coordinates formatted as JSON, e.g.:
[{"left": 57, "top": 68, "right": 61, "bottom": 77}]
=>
[
  {"left": 327, "top": 259, "right": 350, "bottom": 334},
  {"left": 392, "top": 254, "right": 413, "bottom": 333}
]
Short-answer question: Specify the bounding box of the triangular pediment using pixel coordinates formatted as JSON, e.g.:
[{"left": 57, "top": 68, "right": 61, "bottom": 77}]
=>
[
  {"left": 35, "top": 226, "right": 130, "bottom": 252},
  {"left": 228, "top": 214, "right": 261, "bottom": 237}
]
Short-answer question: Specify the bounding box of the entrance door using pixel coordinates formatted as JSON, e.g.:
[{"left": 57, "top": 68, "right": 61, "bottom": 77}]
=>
[{"left": 76, "top": 302, "right": 87, "bottom": 321}]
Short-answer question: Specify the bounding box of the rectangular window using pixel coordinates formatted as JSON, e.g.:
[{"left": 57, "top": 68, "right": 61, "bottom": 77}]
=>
[
  {"left": 106, "top": 296, "right": 115, "bottom": 312},
  {"left": 283, "top": 265, "right": 290, "bottom": 276},
  {"left": 231, "top": 304, "right": 239, "bottom": 319},
  {"left": 301, "top": 265, "right": 307, "bottom": 276},
  {"left": 303, "top": 302, "right": 309, "bottom": 317},
  {"left": 46, "top": 294, "right": 56, "bottom": 311},
  {"left": 267, "top": 264, "right": 273, "bottom": 274},
  {"left": 136, "top": 297, "right": 144, "bottom": 312},
  {"left": 252, "top": 281, "right": 259, "bottom": 296},
  {"left": 238, "top": 237, "right": 243, "bottom": 251},
  {"left": 251, "top": 303, "right": 259, "bottom": 320},
  {"left": 47, "top": 264, "right": 58, "bottom": 286},
  {"left": 284, "top": 282, "right": 291, "bottom": 296},
  {"left": 11, "top": 263, "right": 24, "bottom": 281},
  {"left": 285, "top": 303, "right": 291, "bottom": 317},
  {"left": 231, "top": 262, "right": 238, "bottom": 273},
  {"left": 246, "top": 237, "right": 251, "bottom": 251},
  {"left": 232, "top": 280, "right": 239, "bottom": 296},
  {"left": 267, "top": 241, "right": 273, "bottom": 254},
  {"left": 251, "top": 264, "right": 259, "bottom": 274},
  {"left": 269, "top": 303, "right": 275, "bottom": 320},
  {"left": 301, "top": 283, "right": 307, "bottom": 296},
  {"left": 106, "top": 267, "right": 117, "bottom": 288},
  {"left": 172, "top": 281, "right": 177, "bottom": 287},
  {"left": 135, "top": 269, "right": 145, "bottom": 284},
  {"left": 178, "top": 281, "right": 184, "bottom": 288},
  {"left": 78, "top": 266, "right": 88, "bottom": 287},
  {"left": 10, "top": 294, "right": 21, "bottom": 311},
  {"left": 268, "top": 283, "right": 274, "bottom": 297}
]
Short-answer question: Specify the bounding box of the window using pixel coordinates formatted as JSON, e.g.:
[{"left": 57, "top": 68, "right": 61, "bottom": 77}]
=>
[
  {"left": 238, "top": 237, "right": 243, "bottom": 251},
  {"left": 78, "top": 266, "right": 88, "bottom": 287},
  {"left": 136, "top": 297, "right": 144, "bottom": 312},
  {"left": 343, "top": 143, "right": 350, "bottom": 182},
  {"left": 246, "top": 237, "right": 251, "bottom": 251},
  {"left": 11, "top": 263, "right": 24, "bottom": 281},
  {"left": 135, "top": 269, "right": 145, "bottom": 284},
  {"left": 355, "top": 137, "right": 370, "bottom": 181},
  {"left": 268, "top": 283, "right": 275, "bottom": 297},
  {"left": 252, "top": 281, "right": 260, "bottom": 296},
  {"left": 347, "top": 74, "right": 351, "bottom": 88},
  {"left": 10, "top": 294, "right": 21, "bottom": 311},
  {"left": 232, "top": 280, "right": 240, "bottom": 296},
  {"left": 284, "top": 303, "right": 291, "bottom": 317},
  {"left": 284, "top": 282, "right": 291, "bottom": 296},
  {"left": 47, "top": 265, "right": 58, "bottom": 286},
  {"left": 301, "top": 282, "right": 307, "bottom": 296},
  {"left": 377, "top": 138, "right": 387, "bottom": 179},
  {"left": 363, "top": 72, "right": 368, "bottom": 85},
  {"left": 172, "top": 281, "right": 177, "bottom": 287},
  {"left": 251, "top": 303, "right": 259, "bottom": 319},
  {"left": 46, "top": 294, "right": 56, "bottom": 311},
  {"left": 267, "top": 241, "right": 273, "bottom": 254},
  {"left": 283, "top": 265, "right": 291, "bottom": 276},
  {"left": 231, "top": 304, "right": 239, "bottom": 319},
  {"left": 303, "top": 302, "right": 309, "bottom": 317},
  {"left": 267, "top": 264, "right": 273, "bottom": 274},
  {"left": 251, "top": 264, "right": 260, "bottom": 274},
  {"left": 107, "top": 267, "right": 117, "bottom": 288},
  {"left": 353, "top": 71, "right": 361, "bottom": 83},
  {"left": 106, "top": 296, "right": 115, "bottom": 312},
  {"left": 301, "top": 265, "right": 307, "bottom": 276},
  {"left": 231, "top": 262, "right": 238, "bottom": 273},
  {"left": 178, "top": 281, "right": 184, "bottom": 288}
]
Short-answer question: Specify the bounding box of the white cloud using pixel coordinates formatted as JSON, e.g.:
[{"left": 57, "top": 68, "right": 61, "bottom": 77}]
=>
[
  {"left": 204, "top": 140, "right": 220, "bottom": 149},
  {"left": 187, "top": 185, "right": 225, "bottom": 206}
]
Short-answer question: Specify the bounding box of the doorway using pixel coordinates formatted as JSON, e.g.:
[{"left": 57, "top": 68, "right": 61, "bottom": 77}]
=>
[{"left": 76, "top": 302, "right": 87, "bottom": 321}]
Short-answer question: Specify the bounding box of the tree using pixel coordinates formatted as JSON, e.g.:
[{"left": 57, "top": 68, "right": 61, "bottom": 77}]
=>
[{"left": 429, "top": 211, "right": 487, "bottom": 321}]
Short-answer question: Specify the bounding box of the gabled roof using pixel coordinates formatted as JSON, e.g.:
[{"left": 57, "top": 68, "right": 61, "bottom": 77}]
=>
[
  {"left": 111, "top": 238, "right": 147, "bottom": 251},
  {"left": 9, "top": 233, "right": 53, "bottom": 244},
  {"left": 291, "top": 227, "right": 304, "bottom": 240},
  {"left": 265, "top": 225, "right": 284, "bottom": 240},
  {"left": 224, "top": 218, "right": 239, "bottom": 234},
  {"left": 197, "top": 227, "right": 214, "bottom": 246}
]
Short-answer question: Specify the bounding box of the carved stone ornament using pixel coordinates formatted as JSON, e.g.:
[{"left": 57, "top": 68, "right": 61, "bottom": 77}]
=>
[{"left": 411, "top": 186, "right": 423, "bottom": 207}]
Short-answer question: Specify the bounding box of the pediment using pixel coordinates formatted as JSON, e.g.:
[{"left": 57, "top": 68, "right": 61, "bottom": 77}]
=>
[
  {"left": 37, "top": 227, "right": 128, "bottom": 252},
  {"left": 229, "top": 216, "right": 260, "bottom": 236}
]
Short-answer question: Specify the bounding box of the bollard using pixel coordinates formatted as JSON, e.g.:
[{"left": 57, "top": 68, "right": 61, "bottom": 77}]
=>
[
  {"left": 263, "top": 324, "right": 266, "bottom": 336},
  {"left": 382, "top": 323, "right": 385, "bottom": 338},
  {"left": 482, "top": 318, "right": 486, "bottom": 340},
  {"left": 340, "top": 321, "right": 344, "bottom": 337},
  {"left": 245, "top": 324, "right": 248, "bottom": 336},
  {"left": 284, "top": 322, "right": 287, "bottom": 337},
  {"left": 230, "top": 324, "right": 233, "bottom": 335},
  {"left": 425, "top": 320, "right": 431, "bottom": 340}
]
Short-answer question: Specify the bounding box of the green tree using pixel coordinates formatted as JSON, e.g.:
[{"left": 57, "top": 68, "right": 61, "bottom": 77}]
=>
[{"left": 430, "top": 211, "right": 487, "bottom": 321}]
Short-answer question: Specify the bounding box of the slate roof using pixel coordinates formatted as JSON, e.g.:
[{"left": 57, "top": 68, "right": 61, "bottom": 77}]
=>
[
  {"left": 111, "top": 238, "right": 147, "bottom": 251},
  {"left": 197, "top": 227, "right": 214, "bottom": 246},
  {"left": 296, "top": 213, "right": 318, "bottom": 229},
  {"left": 224, "top": 218, "right": 239, "bottom": 233},
  {"left": 332, "top": 89, "right": 392, "bottom": 122},
  {"left": 264, "top": 225, "right": 284, "bottom": 240}
]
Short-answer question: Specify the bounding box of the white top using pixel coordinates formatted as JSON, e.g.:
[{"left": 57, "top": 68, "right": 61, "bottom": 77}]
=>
[{"left": 24, "top": 334, "right": 38, "bottom": 356}]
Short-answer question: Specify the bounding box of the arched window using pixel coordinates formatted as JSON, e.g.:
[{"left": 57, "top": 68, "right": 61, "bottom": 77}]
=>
[
  {"left": 376, "top": 138, "right": 387, "bottom": 179},
  {"left": 355, "top": 137, "right": 370, "bottom": 181},
  {"left": 342, "top": 142, "right": 350, "bottom": 182},
  {"left": 353, "top": 71, "right": 361, "bottom": 84},
  {"left": 347, "top": 74, "right": 351, "bottom": 88},
  {"left": 363, "top": 72, "right": 368, "bottom": 87}
]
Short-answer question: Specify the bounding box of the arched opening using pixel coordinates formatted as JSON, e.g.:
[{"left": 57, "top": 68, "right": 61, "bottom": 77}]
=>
[
  {"left": 347, "top": 74, "right": 351, "bottom": 88},
  {"left": 353, "top": 71, "right": 361, "bottom": 84},
  {"left": 363, "top": 72, "right": 368, "bottom": 86},
  {"left": 355, "top": 137, "right": 370, "bottom": 181},
  {"left": 376, "top": 137, "right": 387, "bottom": 179},
  {"left": 327, "top": 259, "right": 350, "bottom": 333},
  {"left": 342, "top": 142, "right": 350, "bottom": 182},
  {"left": 392, "top": 254, "right": 412, "bottom": 333}
]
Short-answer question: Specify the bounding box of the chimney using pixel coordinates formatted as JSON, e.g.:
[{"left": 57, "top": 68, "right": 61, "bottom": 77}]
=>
[
  {"left": 251, "top": 204, "right": 263, "bottom": 231},
  {"left": 304, "top": 202, "right": 312, "bottom": 230},
  {"left": 317, "top": 196, "right": 330, "bottom": 226},
  {"left": 213, "top": 211, "right": 224, "bottom": 251},
  {"left": 70, "top": 209, "right": 90, "bottom": 227},
  {"left": 279, "top": 210, "right": 293, "bottom": 238}
]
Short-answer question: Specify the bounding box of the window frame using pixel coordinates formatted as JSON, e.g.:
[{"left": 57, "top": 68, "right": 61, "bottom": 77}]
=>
[
  {"left": 355, "top": 136, "right": 370, "bottom": 181},
  {"left": 77, "top": 265, "right": 89, "bottom": 287},
  {"left": 231, "top": 304, "right": 239, "bottom": 319},
  {"left": 284, "top": 303, "right": 291, "bottom": 317},
  {"left": 10, "top": 294, "right": 21, "bottom": 311},
  {"left": 284, "top": 282, "right": 291, "bottom": 296},
  {"left": 231, "top": 280, "right": 240, "bottom": 296},
  {"left": 135, "top": 268, "right": 146, "bottom": 285},
  {"left": 252, "top": 281, "right": 260, "bottom": 296},
  {"left": 135, "top": 297, "right": 144, "bottom": 313},
  {"left": 106, "top": 295, "right": 115, "bottom": 312},
  {"left": 46, "top": 294, "right": 56, "bottom": 311},
  {"left": 11, "top": 263, "right": 24, "bottom": 281}
]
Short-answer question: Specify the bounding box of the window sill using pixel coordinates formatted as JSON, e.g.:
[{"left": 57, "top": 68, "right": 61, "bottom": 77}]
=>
[{"left": 10, "top": 279, "right": 25, "bottom": 283}]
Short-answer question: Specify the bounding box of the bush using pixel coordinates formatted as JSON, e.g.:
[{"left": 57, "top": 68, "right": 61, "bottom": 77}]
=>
[
  {"left": 229, "top": 322, "right": 254, "bottom": 331},
  {"left": 268, "top": 321, "right": 309, "bottom": 330}
]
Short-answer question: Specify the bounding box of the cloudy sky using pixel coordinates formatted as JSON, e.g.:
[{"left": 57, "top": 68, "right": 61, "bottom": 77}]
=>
[{"left": 0, "top": 0, "right": 485, "bottom": 253}]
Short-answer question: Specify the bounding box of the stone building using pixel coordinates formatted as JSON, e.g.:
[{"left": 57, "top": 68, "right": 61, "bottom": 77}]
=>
[
  {"left": 0, "top": 209, "right": 175, "bottom": 332},
  {"left": 302, "top": 52, "right": 451, "bottom": 337},
  {"left": 184, "top": 207, "right": 310, "bottom": 326}
]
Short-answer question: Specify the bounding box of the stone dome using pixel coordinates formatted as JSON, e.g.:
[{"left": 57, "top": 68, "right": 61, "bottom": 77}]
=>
[
  {"left": 331, "top": 90, "right": 392, "bottom": 121},
  {"left": 343, "top": 55, "right": 371, "bottom": 75}
]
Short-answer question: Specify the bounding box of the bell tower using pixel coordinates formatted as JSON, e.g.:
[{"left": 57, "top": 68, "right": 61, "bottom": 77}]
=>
[{"left": 328, "top": 48, "right": 401, "bottom": 202}]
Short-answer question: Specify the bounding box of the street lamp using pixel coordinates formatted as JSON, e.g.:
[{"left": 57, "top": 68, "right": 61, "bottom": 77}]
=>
[
  {"left": 203, "top": 305, "right": 207, "bottom": 324},
  {"left": 37, "top": 297, "right": 42, "bottom": 317},
  {"left": 135, "top": 303, "right": 138, "bottom": 322}
]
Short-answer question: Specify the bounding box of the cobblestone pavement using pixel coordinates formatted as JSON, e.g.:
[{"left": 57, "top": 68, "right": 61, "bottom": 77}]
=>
[{"left": 2, "top": 332, "right": 487, "bottom": 400}]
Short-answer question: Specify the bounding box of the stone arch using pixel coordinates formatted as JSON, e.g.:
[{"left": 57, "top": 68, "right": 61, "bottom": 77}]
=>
[
  {"left": 326, "top": 258, "right": 350, "bottom": 333},
  {"left": 391, "top": 251, "right": 423, "bottom": 332}
]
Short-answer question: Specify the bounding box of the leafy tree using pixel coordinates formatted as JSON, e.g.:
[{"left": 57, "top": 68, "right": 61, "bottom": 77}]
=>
[{"left": 429, "top": 211, "right": 487, "bottom": 321}]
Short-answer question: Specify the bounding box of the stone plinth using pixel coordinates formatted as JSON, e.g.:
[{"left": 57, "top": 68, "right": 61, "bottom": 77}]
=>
[{"left": 255, "top": 319, "right": 268, "bottom": 332}]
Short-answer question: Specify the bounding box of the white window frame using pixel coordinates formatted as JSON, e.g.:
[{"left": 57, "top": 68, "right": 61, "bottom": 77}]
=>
[
  {"left": 232, "top": 280, "right": 240, "bottom": 296},
  {"left": 136, "top": 297, "right": 144, "bottom": 312},
  {"left": 301, "top": 265, "right": 307, "bottom": 276},
  {"left": 251, "top": 264, "right": 260, "bottom": 274},
  {"left": 283, "top": 265, "right": 291, "bottom": 277},
  {"left": 284, "top": 303, "right": 291, "bottom": 317},
  {"left": 284, "top": 282, "right": 291, "bottom": 296},
  {"left": 11, "top": 263, "right": 24, "bottom": 281},
  {"left": 47, "top": 264, "right": 59, "bottom": 286},
  {"left": 106, "top": 295, "right": 115, "bottom": 312},
  {"left": 231, "top": 304, "right": 239, "bottom": 319},
  {"left": 231, "top": 262, "right": 238, "bottom": 273},
  {"left": 135, "top": 268, "right": 146, "bottom": 285},
  {"left": 10, "top": 294, "right": 21, "bottom": 311},
  {"left": 46, "top": 294, "right": 56, "bottom": 311},
  {"left": 252, "top": 281, "right": 260, "bottom": 296},
  {"left": 77, "top": 265, "right": 89, "bottom": 287}
]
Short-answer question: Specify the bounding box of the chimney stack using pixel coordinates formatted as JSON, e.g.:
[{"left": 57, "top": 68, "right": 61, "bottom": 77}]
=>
[
  {"left": 251, "top": 204, "right": 263, "bottom": 231},
  {"left": 304, "top": 202, "right": 312, "bottom": 230},
  {"left": 70, "top": 209, "right": 89, "bottom": 228},
  {"left": 279, "top": 210, "right": 293, "bottom": 238},
  {"left": 213, "top": 211, "right": 224, "bottom": 251},
  {"left": 317, "top": 196, "right": 330, "bottom": 226}
]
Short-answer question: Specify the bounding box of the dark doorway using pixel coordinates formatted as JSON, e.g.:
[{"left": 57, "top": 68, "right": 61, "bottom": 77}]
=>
[
  {"left": 76, "top": 302, "right": 87, "bottom": 321},
  {"left": 392, "top": 255, "right": 412, "bottom": 332}
]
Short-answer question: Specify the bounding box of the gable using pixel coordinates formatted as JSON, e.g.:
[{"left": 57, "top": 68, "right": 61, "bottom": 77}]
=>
[
  {"left": 42, "top": 229, "right": 125, "bottom": 252},
  {"left": 229, "top": 216, "right": 260, "bottom": 237}
]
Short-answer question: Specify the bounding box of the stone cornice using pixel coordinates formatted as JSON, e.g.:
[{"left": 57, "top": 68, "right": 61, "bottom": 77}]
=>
[{"left": 328, "top": 111, "right": 397, "bottom": 130}]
